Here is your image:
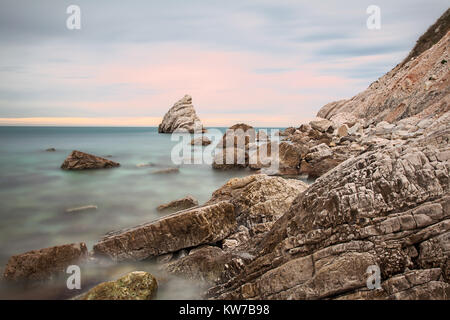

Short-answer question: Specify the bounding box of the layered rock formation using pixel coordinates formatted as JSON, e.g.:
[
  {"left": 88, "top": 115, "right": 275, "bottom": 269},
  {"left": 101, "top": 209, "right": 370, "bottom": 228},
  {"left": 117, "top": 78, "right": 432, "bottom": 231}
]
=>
[
  {"left": 317, "top": 12, "right": 449, "bottom": 124},
  {"left": 3, "top": 243, "right": 88, "bottom": 281},
  {"left": 61, "top": 150, "right": 120, "bottom": 170},
  {"left": 158, "top": 95, "right": 204, "bottom": 133},
  {"left": 209, "top": 116, "right": 450, "bottom": 299},
  {"left": 93, "top": 201, "right": 235, "bottom": 262}
]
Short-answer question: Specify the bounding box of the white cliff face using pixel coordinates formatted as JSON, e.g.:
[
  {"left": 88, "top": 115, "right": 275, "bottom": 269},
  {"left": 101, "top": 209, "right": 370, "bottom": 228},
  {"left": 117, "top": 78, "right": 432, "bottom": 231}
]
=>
[{"left": 158, "top": 95, "right": 204, "bottom": 133}]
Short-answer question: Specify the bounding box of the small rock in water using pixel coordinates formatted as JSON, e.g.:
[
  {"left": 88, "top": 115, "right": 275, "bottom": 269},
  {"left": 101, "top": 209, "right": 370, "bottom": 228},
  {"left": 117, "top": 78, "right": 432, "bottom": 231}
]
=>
[
  {"left": 61, "top": 150, "right": 120, "bottom": 170},
  {"left": 45, "top": 148, "right": 56, "bottom": 152},
  {"left": 136, "top": 162, "right": 155, "bottom": 168},
  {"left": 157, "top": 195, "right": 198, "bottom": 213},
  {"left": 65, "top": 205, "right": 98, "bottom": 213},
  {"left": 79, "top": 271, "right": 158, "bottom": 300},
  {"left": 152, "top": 167, "right": 179, "bottom": 174}
]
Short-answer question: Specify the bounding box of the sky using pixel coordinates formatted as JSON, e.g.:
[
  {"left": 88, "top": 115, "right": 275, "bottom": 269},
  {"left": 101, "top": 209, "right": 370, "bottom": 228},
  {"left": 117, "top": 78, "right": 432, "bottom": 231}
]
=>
[{"left": 0, "top": 0, "right": 448, "bottom": 127}]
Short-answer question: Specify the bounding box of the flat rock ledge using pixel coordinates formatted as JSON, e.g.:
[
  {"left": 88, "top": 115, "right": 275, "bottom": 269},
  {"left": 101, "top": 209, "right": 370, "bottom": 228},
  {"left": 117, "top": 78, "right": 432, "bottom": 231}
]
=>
[
  {"left": 61, "top": 150, "right": 120, "bottom": 170},
  {"left": 3, "top": 243, "right": 88, "bottom": 281},
  {"left": 93, "top": 201, "right": 236, "bottom": 262}
]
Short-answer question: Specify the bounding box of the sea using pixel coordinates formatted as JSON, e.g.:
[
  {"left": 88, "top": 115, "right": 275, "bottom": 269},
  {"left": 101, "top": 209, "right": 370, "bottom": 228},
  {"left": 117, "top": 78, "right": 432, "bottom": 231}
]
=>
[{"left": 0, "top": 126, "right": 289, "bottom": 299}]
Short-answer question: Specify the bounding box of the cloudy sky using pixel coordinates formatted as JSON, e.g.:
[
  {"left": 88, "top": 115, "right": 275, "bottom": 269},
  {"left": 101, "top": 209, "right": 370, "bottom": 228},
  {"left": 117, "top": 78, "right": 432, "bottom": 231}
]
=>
[{"left": 0, "top": 0, "right": 448, "bottom": 127}]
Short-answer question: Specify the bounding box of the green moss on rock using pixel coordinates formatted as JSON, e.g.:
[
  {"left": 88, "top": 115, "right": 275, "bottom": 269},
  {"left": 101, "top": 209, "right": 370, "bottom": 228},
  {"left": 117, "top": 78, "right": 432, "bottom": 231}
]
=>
[{"left": 82, "top": 271, "right": 158, "bottom": 300}]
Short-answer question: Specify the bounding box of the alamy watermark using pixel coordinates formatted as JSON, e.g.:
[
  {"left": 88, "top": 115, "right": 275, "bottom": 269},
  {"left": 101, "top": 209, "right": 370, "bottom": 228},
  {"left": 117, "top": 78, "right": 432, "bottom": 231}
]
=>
[
  {"left": 66, "top": 5, "right": 81, "bottom": 30},
  {"left": 366, "top": 5, "right": 381, "bottom": 30},
  {"left": 366, "top": 264, "right": 381, "bottom": 289},
  {"left": 66, "top": 265, "right": 81, "bottom": 290}
]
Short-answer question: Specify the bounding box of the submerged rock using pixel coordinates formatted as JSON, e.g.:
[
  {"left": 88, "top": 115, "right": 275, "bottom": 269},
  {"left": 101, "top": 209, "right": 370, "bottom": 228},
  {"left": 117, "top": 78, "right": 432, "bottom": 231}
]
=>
[
  {"left": 157, "top": 195, "right": 198, "bottom": 213},
  {"left": 65, "top": 205, "right": 98, "bottom": 213},
  {"left": 45, "top": 148, "right": 56, "bottom": 152},
  {"left": 3, "top": 243, "right": 88, "bottom": 281},
  {"left": 93, "top": 201, "right": 236, "bottom": 262},
  {"left": 61, "top": 150, "right": 120, "bottom": 170},
  {"left": 152, "top": 167, "right": 179, "bottom": 174},
  {"left": 80, "top": 271, "right": 157, "bottom": 300},
  {"left": 158, "top": 95, "right": 204, "bottom": 133}
]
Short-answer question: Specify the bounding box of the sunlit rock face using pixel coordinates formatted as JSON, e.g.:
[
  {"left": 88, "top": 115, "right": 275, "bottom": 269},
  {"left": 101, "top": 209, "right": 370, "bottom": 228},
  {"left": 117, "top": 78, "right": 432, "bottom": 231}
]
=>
[{"left": 158, "top": 95, "right": 204, "bottom": 133}]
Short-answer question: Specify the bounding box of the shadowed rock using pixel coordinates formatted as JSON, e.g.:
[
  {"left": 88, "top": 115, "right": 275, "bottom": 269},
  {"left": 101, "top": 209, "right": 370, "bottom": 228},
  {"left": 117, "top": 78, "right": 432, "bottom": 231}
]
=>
[
  {"left": 3, "top": 243, "right": 88, "bottom": 281},
  {"left": 157, "top": 196, "right": 198, "bottom": 213}
]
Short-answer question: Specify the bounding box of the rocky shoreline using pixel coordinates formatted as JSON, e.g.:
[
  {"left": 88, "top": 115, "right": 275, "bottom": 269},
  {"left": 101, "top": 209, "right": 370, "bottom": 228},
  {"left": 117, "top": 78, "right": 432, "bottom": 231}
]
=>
[{"left": 1, "top": 10, "right": 449, "bottom": 300}]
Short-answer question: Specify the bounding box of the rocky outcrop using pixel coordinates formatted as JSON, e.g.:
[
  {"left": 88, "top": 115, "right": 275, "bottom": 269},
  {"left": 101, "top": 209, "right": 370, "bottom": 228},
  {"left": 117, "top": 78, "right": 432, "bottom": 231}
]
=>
[
  {"left": 166, "top": 175, "right": 308, "bottom": 284},
  {"left": 158, "top": 95, "right": 204, "bottom": 133},
  {"left": 3, "top": 243, "right": 88, "bottom": 281},
  {"left": 80, "top": 271, "right": 157, "bottom": 300},
  {"left": 208, "top": 114, "right": 450, "bottom": 299},
  {"left": 157, "top": 195, "right": 198, "bottom": 213},
  {"left": 317, "top": 13, "right": 449, "bottom": 125},
  {"left": 61, "top": 150, "right": 120, "bottom": 170},
  {"left": 93, "top": 201, "right": 235, "bottom": 262}
]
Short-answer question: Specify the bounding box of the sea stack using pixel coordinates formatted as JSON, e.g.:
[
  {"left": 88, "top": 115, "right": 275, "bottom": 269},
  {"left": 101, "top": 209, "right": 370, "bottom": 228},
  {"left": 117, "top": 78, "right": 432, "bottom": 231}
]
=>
[{"left": 158, "top": 95, "right": 204, "bottom": 133}]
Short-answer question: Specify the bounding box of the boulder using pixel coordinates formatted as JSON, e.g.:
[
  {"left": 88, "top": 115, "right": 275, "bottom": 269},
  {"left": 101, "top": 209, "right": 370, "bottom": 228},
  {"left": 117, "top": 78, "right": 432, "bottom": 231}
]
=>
[
  {"left": 191, "top": 136, "right": 211, "bottom": 146},
  {"left": 309, "top": 119, "right": 334, "bottom": 133},
  {"left": 61, "top": 150, "right": 120, "bottom": 170},
  {"left": 277, "top": 142, "right": 306, "bottom": 175},
  {"left": 157, "top": 196, "right": 198, "bottom": 213},
  {"left": 93, "top": 201, "right": 236, "bottom": 262},
  {"left": 158, "top": 95, "right": 204, "bottom": 133},
  {"left": 80, "top": 271, "right": 157, "bottom": 300},
  {"left": 3, "top": 243, "right": 88, "bottom": 281},
  {"left": 337, "top": 124, "right": 349, "bottom": 137},
  {"left": 207, "top": 174, "right": 308, "bottom": 230}
]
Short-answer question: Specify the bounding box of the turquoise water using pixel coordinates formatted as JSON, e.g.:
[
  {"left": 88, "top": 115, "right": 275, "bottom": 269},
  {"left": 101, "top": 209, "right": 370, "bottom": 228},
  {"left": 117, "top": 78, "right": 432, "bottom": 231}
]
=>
[{"left": 0, "top": 126, "right": 256, "bottom": 299}]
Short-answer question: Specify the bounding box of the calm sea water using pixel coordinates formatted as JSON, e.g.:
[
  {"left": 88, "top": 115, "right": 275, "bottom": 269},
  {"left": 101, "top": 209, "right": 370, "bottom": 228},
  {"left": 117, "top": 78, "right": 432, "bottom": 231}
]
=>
[{"left": 0, "top": 126, "right": 263, "bottom": 299}]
